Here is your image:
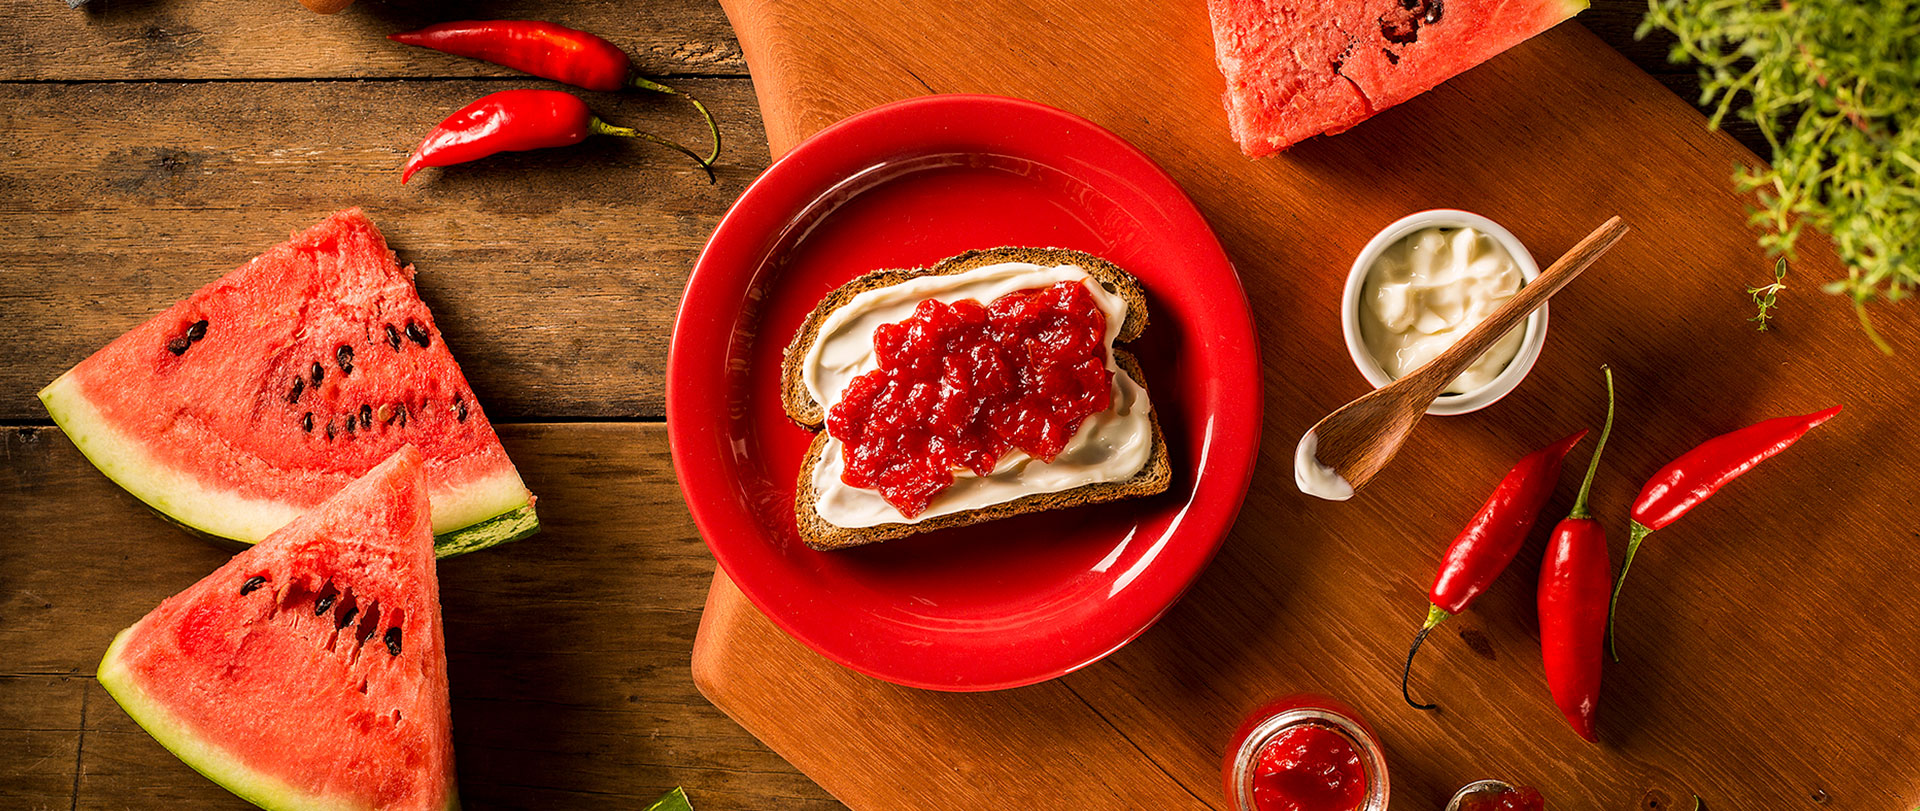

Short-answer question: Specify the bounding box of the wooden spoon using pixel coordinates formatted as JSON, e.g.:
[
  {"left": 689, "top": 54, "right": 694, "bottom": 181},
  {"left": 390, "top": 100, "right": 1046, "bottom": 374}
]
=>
[{"left": 1295, "top": 216, "right": 1629, "bottom": 501}]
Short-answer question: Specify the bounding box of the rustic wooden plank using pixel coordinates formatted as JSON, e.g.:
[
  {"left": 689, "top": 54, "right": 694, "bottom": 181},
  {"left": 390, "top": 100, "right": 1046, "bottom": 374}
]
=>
[
  {"left": 0, "top": 78, "right": 768, "bottom": 423},
  {"left": 0, "top": 424, "right": 839, "bottom": 810},
  {"left": 1, "top": 0, "right": 745, "bottom": 81},
  {"left": 0, "top": 675, "right": 84, "bottom": 811},
  {"left": 693, "top": 1, "right": 1920, "bottom": 808}
]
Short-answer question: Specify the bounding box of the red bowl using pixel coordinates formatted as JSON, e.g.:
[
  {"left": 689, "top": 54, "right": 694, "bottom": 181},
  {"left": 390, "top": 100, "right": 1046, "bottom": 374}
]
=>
[{"left": 668, "top": 94, "right": 1261, "bottom": 690}]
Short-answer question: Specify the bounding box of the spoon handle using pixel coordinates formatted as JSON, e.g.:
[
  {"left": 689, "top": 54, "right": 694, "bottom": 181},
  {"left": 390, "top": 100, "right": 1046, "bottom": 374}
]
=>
[{"left": 1402, "top": 216, "right": 1630, "bottom": 393}]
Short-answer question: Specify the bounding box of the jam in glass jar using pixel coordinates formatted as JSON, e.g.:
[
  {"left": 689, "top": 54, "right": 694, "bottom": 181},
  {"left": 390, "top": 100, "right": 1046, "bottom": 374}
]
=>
[{"left": 1221, "top": 693, "right": 1389, "bottom": 811}]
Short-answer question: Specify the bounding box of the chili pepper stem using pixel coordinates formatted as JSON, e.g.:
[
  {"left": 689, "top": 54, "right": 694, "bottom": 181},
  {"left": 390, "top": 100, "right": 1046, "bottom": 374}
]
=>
[
  {"left": 628, "top": 77, "right": 723, "bottom": 168},
  {"left": 1607, "top": 520, "right": 1653, "bottom": 661},
  {"left": 1568, "top": 366, "right": 1616, "bottom": 520},
  {"left": 590, "top": 118, "right": 716, "bottom": 183},
  {"left": 629, "top": 75, "right": 679, "bottom": 94},
  {"left": 1400, "top": 603, "right": 1452, "bottom": 711}
]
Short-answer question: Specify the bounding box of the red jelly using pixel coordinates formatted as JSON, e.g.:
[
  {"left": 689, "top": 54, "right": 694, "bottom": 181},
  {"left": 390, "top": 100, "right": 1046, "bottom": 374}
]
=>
[
  {"left": 1251, "top": 724, "right": 1368, "bottom": 811},
  {"left": 1223, "top": 694, "right": 1386, "bottom": 811},
  {"left": 1458, "top": 785, "right": 1546, "bottom": 811},
  {"left": 826, "top": 280, "right": 1111, "bottom": 516}
]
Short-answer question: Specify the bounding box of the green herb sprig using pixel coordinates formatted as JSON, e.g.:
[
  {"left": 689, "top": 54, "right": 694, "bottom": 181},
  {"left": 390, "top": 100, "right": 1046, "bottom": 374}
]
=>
[
  {"left": 1749, "top": 257, "right": 1788, "bottom": 330},
  {"left": 1640, "top": 0, "right": 1918, "bottom": 352}
]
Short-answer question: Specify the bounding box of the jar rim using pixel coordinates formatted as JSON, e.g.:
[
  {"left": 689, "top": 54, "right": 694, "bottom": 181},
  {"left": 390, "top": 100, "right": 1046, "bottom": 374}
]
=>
[{"left": 1226, "top": 707, "right": 1391, "bottom": 811}]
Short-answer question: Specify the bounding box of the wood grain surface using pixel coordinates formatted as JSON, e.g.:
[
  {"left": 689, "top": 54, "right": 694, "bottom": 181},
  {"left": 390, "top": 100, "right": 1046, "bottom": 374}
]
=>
[
  {"left": 0, "top": 0, "right": 1873, "bottom": 809},
  {"left": 692, "top": 1, "right": 1920, "bottom": 810}
]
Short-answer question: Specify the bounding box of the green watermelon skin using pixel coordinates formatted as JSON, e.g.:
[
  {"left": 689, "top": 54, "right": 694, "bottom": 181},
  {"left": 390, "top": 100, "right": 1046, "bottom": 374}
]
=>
[
  {"left": 98, "top": 447, "right": 458, "bottom": 811},
  {"left": 39, "top": 209, "right": 535, "bottom": 557},
  {"left": 1207, "top": 0, "right": 1589, "bottom": 156}
]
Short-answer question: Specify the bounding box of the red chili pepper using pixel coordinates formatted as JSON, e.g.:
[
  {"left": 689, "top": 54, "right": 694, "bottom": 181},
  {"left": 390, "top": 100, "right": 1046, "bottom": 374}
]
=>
[
  {"left": 1538, "top": 366, "right": 1615, "bottom": 743},
  {"left": 1608, "top": 404, "right": 1841, "bottom": 659},
  {"left": 402, "top": 89, "right": 712, "bottom": 184},
  {"left": 1400, "top": 428, "right": 1587, "bottom": 710},
  {"left": 390, "top": 20, "right": 719, "bottom": 165},
  {"left": 393, "top": 20, "right": 641, "bottom": 92}
]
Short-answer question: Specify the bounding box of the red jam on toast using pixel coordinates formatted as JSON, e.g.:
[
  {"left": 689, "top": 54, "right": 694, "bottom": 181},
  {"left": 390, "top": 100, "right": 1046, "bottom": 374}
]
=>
[{"left": 825, "top": 280, "right": 1113, "bottom": 516}]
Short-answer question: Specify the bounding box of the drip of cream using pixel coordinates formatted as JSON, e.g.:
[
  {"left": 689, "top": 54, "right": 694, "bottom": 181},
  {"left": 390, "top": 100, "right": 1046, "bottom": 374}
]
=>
[
  {"left": 1294, "top": 430, "right": 1354, "bottom": 502},
  {"left": 803, "top": 262, "right": 1154, "bottom": 528}
]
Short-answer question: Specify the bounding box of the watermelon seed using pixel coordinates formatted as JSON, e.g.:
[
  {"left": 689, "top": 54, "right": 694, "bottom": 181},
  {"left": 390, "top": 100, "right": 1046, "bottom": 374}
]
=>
[
  {"left": 384, "top": 627, "right": 403, "bottom": 656},
  {"left": 338, "top": 606, "right": 358, "bottom": 628},
  {"left": 239, "top": 575, "right": 266, "bottom": 595},
  {"left": 187, "top": 319, "right": 208, "bottom": 342},
  {"left": 360, "top": 404, "right": 373, "bottom": 430},
  {"left": 406, "top": 320, "right": 430, "bottom": 348},
  {"left": 385, "top": 323, "right": 402, "bottom": 350},
  {"left": 353, "top": 603, "right": 382, "bottom": 649},
  {"left": 345, "top": 415, "right": 356, "bottom": 436},
  {"left": 315, "top": 594, "right": 335, "bottom": 615},
  {"left": 166, "top": 337, "right": 190, "bottom": 355},
  {"left": 302, "top": 412, "right": 313, "bottom": 432},
  {"left": 397, "top": 404, "right": 409, "bottom": 428},
  {"left": 456, "top": 398, "right": 468, "bottom": 423},
  {"left": 326, "top": 420, "right": 336, "bottom": 441},
  {"left": 336, "top": 345, "right": 354, "bottom": 375},
  {"left": 288, "top": 377, "right": 305, "bottom": 404},
  {"left": 310, "top": 362, "right": 324, "bottom": 386},
  {"left": 377, "top": 403, "right": 395, "bottom": 424}
]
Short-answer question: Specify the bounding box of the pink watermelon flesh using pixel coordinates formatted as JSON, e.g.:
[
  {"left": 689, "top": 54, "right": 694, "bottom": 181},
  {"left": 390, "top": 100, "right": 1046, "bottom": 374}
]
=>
[
  {"left": 98, "top": 447, "right": 457, "bottom": 811},
  {"left": 39, "top": 209, "right": 535, "bottom": 556},
  {"left": 1206, "top": 0, "right": 1588, "bottom": 156}
]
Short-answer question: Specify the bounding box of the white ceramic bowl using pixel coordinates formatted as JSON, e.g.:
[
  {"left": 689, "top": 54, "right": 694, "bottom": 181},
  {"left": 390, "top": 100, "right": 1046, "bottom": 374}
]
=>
[{"left": 1341, "top": 209, "right": 1548, "bottom": 416}]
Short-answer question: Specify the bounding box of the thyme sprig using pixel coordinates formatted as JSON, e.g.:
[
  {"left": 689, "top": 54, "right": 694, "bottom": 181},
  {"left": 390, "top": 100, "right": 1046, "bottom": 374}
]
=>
[
  {"left": 1640, "top": 0, "right": 1918, "bottom": 352},
  {"left": 1749, "top": 257, "right": 1788, "bottom": 331}
]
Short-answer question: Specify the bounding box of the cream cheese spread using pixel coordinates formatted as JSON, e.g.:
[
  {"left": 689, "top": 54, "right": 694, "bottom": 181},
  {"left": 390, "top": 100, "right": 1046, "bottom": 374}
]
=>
[
  {"left": 1358, "top": 226, "right": 1526, "bottom": 395},
  {"left": 1292, "top": 430, "right": 1354, "bottom": 502},
  {"left": 803, "top": 262, "right": 1154, "bottom": 528}
]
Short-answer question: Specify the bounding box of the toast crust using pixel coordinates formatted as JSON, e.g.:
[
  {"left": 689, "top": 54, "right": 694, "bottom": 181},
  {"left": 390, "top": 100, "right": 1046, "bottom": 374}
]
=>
[{"left": 783, "top": 247, "right": 1166, "bottom": 551}]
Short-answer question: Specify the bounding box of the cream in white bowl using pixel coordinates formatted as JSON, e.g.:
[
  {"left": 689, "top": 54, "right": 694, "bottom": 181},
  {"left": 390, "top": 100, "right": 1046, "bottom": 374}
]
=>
[{"left": 1341, "top": 210, "right": 1547, "bottom": 416}]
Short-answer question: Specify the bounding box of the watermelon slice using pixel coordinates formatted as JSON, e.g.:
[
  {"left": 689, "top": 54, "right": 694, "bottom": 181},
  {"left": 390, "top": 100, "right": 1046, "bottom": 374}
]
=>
[
  {"left": 1206, "top": 0, "right": 1588, "bottom": 156},
  {"left": 39, "top": 209, "right": 535, "bottom": 557},
  {"left": 98, "top": 447, "right": 457, "bottom": 811}
]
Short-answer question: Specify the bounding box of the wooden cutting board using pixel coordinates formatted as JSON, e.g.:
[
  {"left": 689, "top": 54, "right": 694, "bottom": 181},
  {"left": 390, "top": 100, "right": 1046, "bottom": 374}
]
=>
[{"left": 692, "top": 2, "right": 1920, "bottom": 808}]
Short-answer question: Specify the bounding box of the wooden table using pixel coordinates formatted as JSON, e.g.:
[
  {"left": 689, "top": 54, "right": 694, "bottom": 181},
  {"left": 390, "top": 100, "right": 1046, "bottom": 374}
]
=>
[{"left": 0, "top": 2, "right": 1777, "bottom": 809}]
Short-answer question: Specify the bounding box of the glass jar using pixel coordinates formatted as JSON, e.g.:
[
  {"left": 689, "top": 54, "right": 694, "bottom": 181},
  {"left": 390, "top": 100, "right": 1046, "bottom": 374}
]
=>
[{"left": 1221, "top": 693, "right": 1390, "bottom": 811}]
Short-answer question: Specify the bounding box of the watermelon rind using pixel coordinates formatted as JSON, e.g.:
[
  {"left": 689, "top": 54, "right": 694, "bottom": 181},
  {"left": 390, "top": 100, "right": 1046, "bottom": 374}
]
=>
[
  {"left": 99, "top": 616, "right": 463, "bottom": 811},
  {"left": 40, "top": 372, "right": 537, "bottom": 558},
  {"left": 433, "top": 503, "right": 540, "bottom": 558},
  {"left": 97, "top": 628, "right": 394, "bottom": 811}
]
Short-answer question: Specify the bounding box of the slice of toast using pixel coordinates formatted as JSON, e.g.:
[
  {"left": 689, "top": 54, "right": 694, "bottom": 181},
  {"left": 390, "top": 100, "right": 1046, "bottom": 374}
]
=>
[{"left": 783, "top": 246, "right": 1170, "bottom": 551}]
